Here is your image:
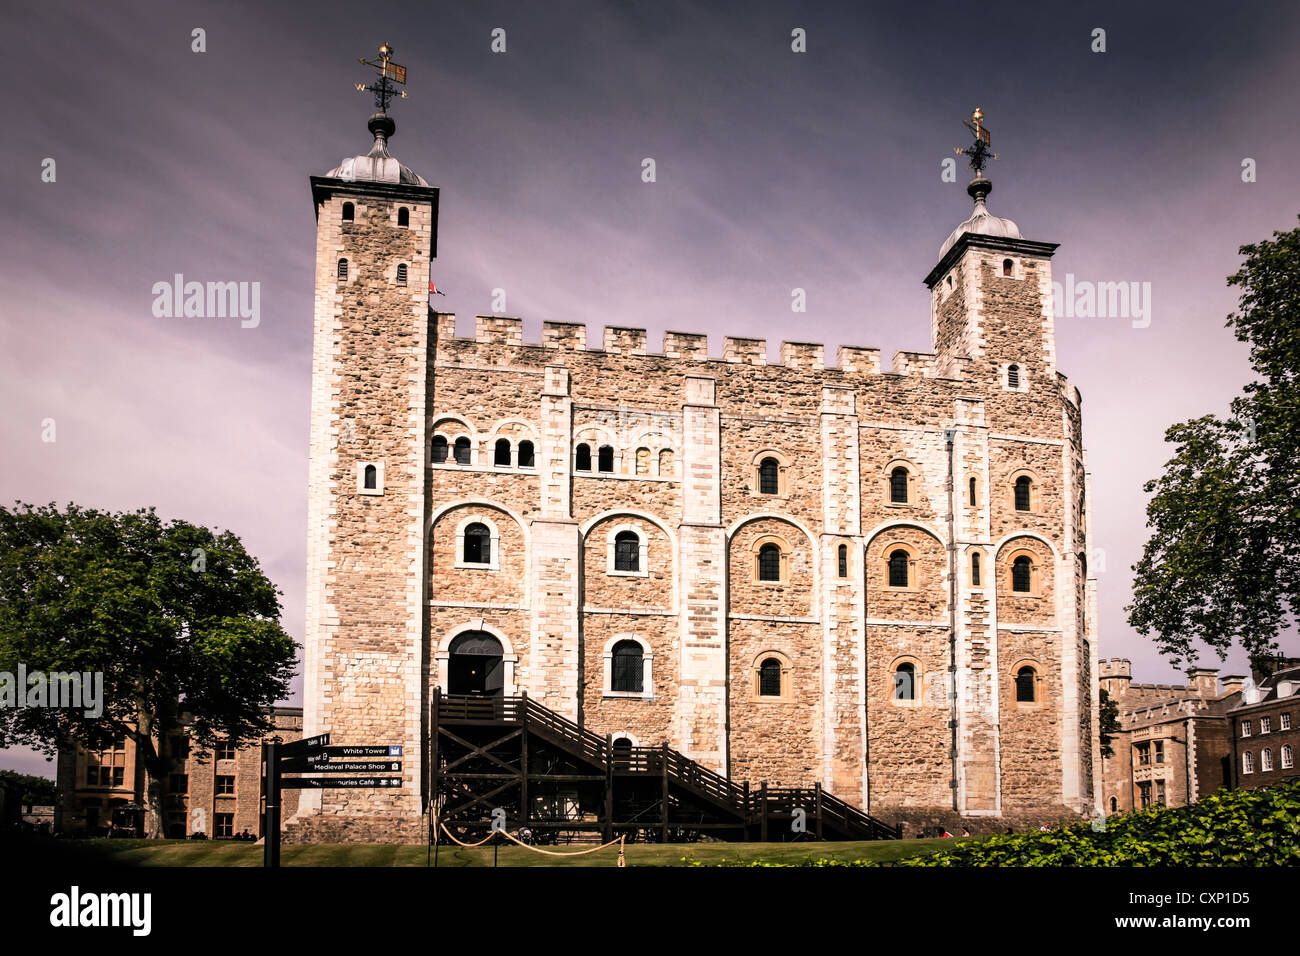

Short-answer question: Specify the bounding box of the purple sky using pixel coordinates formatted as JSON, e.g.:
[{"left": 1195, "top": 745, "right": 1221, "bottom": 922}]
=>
[{"left": 4, "top": 0, "right": 1299, "bottom": 777}]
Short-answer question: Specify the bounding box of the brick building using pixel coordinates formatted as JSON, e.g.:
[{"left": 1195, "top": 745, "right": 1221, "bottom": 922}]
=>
[
  {"left": 55, "top": 708, "right": 302, "bottom": 838},
  {"left": 1229, "top": 659, "right": 1300, "bottom": 789},
  {"left": 1098, "top": 658, "right": 1242, "bottom": 814},
  {"left": 293, "top": 101, "right": 1101, "bottom": 842}
]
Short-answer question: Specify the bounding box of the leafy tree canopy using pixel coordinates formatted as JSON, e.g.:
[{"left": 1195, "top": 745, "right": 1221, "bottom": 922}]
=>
[{"left": 1128, "top": 218, "right": 1300, "bottom": 670}]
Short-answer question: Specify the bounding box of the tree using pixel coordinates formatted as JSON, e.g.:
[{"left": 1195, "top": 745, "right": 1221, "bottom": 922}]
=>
[
  {"left": 0, "top": 769, "right": 57, "bottom": 805},
  {"left": 1098, "top": 689, "right": 1120, "bottom": 759},
  {"left": 0, "top": 503, "right": 296, "bottom": 837},
  {"left": 1129, "top": 217, "right": 1300, "bottom": 670}
]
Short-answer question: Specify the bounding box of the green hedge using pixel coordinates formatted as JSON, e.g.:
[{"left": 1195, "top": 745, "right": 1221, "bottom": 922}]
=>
[{"left": 688, "top": 780, "right": 1300, "bottom": 867}]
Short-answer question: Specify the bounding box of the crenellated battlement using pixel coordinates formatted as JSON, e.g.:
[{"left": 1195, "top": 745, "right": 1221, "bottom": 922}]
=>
[{"left": 431, "top": 312, "right": 976, "bottom": 381}]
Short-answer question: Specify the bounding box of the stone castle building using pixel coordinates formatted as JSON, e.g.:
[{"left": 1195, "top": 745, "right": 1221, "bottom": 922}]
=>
[{"left": 293, "top": 101, "right": 1101, "bottom": 841}]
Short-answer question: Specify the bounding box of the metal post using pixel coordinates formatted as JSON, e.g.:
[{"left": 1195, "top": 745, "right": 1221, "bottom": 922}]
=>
[
  {"left": 760, "top": 781, "right": 768, "bottom": 842},
  {"left": 264, "top": 739, "right": 280, "bottom": 868},
  {"left": 814, "top": 782, "right": 824, "bottom": 841}
]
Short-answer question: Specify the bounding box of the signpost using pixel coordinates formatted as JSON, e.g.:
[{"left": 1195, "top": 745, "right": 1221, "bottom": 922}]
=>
[{"left": 262, "top": 733, "right": 405, "bottom": 867}]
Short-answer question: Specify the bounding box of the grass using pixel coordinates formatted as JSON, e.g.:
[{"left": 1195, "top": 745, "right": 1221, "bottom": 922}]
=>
[{"left": 26, "top": 836, "right": 961, "bottom": 867}]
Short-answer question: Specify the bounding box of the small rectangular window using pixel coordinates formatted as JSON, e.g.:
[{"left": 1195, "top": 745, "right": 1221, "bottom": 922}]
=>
[{"left": 216, "top": 775, "right": 236, "bottom": 796}]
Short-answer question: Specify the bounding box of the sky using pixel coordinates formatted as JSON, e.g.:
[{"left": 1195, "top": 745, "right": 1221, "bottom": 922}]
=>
[{"left": 3, "top": 0, "right": 1299, "bottom": 777}]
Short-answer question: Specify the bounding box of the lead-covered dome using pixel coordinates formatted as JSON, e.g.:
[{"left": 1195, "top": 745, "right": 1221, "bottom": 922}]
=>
[
  {"left": 939, "top": 177, "right": 1020, "bottom": 257},
  {"left": 325, "top": 113, "right": 428, "bottom": 186}
]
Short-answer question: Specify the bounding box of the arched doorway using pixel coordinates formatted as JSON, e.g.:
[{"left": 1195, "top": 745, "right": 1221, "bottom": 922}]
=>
[{"left": 447, "top": 631, "right": 504, "bottom": 696}]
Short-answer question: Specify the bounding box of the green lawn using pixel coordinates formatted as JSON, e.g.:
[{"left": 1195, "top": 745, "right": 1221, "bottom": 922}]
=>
[{"left": 34, "top": 836, "right": 960, "bottom": 867}]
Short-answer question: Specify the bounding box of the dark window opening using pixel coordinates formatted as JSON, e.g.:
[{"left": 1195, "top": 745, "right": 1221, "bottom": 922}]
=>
[
  {"left": 1002, "top": 258, "right": 1013, "bottom": 277},
  {"left": 969, "top": 476, "right": 977, "bottom": 506},
  {"left": 432, "top": 435, "right": 448, "bottom": 463},
  {"left": 337, "top": 258, "right": 348, "bottom": 280},
  {"left": 575, "top": 444, "right": 592, "bottom": 471},
  {"left": 396, "top": 263, "right": 408, "bottom": 286},
  {"left": 1008, "top": 364, "right": 1020, "bottom": 389},
  {"left": 894, "top": 663, "right": 916, "bottom": 701},
  {"left": 1012, "top": 555, "right": 1032, "bottom": 593},
  {"left": 494, "top": 438, "right": 511, "bottom": 466},
  {"left": 1016, "top": 666, "right": 1036, "bottom": 702},
  {"left": 890, "top": 467, "right": 909, "bottom": 503},
  {"left": 759, "top": 658, "right": 782, "bottom": 697},
  {"left": 759, "top": 457, "right": 780, "bottom": 495},
  {"left": 1014, "top": 476, "right": 1032, "bottom": 511},
  {"left": 837, "top": 544, "right": 848, "bottom": 578},
  {"left": 758, "top": 543, "right": 782, "bottom": 582},
  {"left": 971, "top": 552, "right": 981, "bottom": 586},
  {"left": 342, "top": 202, "right": 354, "bottom": 222},
  {"left": 453, "top": 437, "right": 471, "bottom": 465},
  {"left": 397, "top": 206, "right": 410, "bottom": 227},
  {"left": 518, "top": 441, "right": 535, "bottom": 468},
  {"left": 463, "top": 523, "right": 491, "bottom": 564},
  {"left": 363, "top": 464, "right": 377, "bottom": 489},
  {"left": 888, "top": 549, "right": 909, "bottom": 588},
  {"left": 598, "top": 445, "right": 615, "bottom": 473},
  {"left": 614, "top": 531, "right": 640, "bottom": 572},
  {"left": 612, "top": 641, "right": 644, "bottom": 693}
]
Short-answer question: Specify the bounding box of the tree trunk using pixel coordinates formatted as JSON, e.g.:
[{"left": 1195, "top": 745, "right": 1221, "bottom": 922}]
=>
[{"left": 134, "top": 700, "right": 167, "bottom": 839}]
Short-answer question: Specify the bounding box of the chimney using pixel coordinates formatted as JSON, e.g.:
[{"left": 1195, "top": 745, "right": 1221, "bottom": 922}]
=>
[
  {"left": 1186, "top": 666, "right": 1219, "bottom": 699},
  {"left": 1220, "top": 675, "right": 1246, "bottom": 697}
]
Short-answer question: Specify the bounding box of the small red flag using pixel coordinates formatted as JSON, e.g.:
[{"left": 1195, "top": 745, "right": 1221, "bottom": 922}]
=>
[{"left": 428, "top": 280, "right": 446, "bottom": 296}]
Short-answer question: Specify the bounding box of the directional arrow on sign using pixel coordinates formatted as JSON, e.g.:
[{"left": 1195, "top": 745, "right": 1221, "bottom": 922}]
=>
[{"left": 276, "top": 733, "right": 330, "bottom": 757}]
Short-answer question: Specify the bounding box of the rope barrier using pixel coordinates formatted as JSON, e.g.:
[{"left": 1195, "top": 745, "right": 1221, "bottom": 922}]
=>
[{"left": 437, "top": 821, "right": 627, "bottom": 861}]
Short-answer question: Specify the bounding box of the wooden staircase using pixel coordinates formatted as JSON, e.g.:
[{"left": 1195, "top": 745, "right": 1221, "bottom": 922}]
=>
[{"left": 431, "top": 690, "right": 901, "bottom": 843}]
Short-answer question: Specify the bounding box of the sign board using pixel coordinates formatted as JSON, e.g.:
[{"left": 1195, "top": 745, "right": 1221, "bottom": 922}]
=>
[
  {"left": 275, "top": 733, "right": 330, "bottom": 757},
  {"left": 278, "top": 776, "right": 402, "bottom": 790},
  {"left": 318, "top": 745, "right": 403, "bottom": 758},
  {"left": 282, "top": 761, "right": 402, "bottom": 774}
]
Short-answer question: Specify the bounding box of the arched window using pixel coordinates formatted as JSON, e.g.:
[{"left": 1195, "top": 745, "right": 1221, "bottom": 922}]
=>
[
  {"left": 396, "top": 263, "right": 408, "bottom": 286},
  {"left": 612, "top": 737, "right": 633, "bottom": 766},
  {"left": 758, "top": 543, "right": 782, "bottom": 582},
  {"left": 1261, "top": 748, "right": 1273, "bottom": 772},
  {"left": 1283, "top": 745, "right": 1294, "bottom": 769},
  {"left": 890, "top": 467, "right": 909, "bottom": 503},
  {"left": 598, "top": 445, "right": 615, "bottom": 473},
  {"left": 1014, "top": 476, "right": 1032, "bottom": 512},
  {"left": 1110, "top": 797, "right": 1117, "bottom": 813},
  {"left": 1012, "top": 555, "right": 1032, "bottom": 593},
  {"left": 432, "top": 435, "right": 448, "bottom": 463},
  {"left": 1002, "top": 258, "right": 1013, "bottom": 277},
  {"left": 759, "top": 457, "right": 780, "bottom": 495},
  {"left": 658, "top": 449, "right": 674, "bottom": 477},
  {"left": 518, "top": 441, "right": 535, "bottom": 468},
  {"left": 759, "top": 658, "right": 782, "bottom": 697},
  {"left": 1007, "top": 364, "right": 1020, "bottom": 389},
  {"left": 893, "top": 663, "right": 916, "bottom": 701},
  {"left": 969, "top": 476, "right": 977, "bottom": 506},
  {"left": 363, "top": 464, "right": 377, "bottom": 490},
  {"left": 575, "top": 443, "right": 592, "bottom": 471},
  {"left": 888, "top": 549, "right": 910, "bottom": 588},
  {"left": 611, "top": 640, "right": 644, "bottom": 694},
  {"left": 342, "top": 201, "right": 354, "bottom": 222},
  {"left": 837, "top": 544, "right": 848, "bottom": 578},
  {"left": 1242, "top": 751, "right": 1254, "bottom": 774},
  {"left": 494, "top": 438, "right": 511, "bottom": 466},
  {"left": 614, "top": 531, "right": 640, "bottom": 572},
  {"left": 1016, "top": 666, "right": 1037, "bottom": 702},
  {"left": 463, "top": 523, "right": 491, "bottom": 564},
  {"left": 397, "top": 206, "right": 410, "bottom": 227},
  {"left": 337, "top": 258, "right": 348, "bottom": 280},
  {"left": 971, "top": 552, "right": 981, "bottom": 586},
  {"left": 453, "top": 437, "right": 471, "bottom": 465},
  {"left": 635, "top": 447, "right": 651, "bottom": 475}
]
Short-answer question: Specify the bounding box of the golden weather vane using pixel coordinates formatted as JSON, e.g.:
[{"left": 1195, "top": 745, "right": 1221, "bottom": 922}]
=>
[
  {"left": 355, "top": 43, "right": 408, "bottom": 114},
  {"left": 954, "top": 107, "right": 999, "bottom": 177}
]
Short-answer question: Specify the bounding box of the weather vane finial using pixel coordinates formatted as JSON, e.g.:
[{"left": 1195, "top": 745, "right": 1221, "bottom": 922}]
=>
[
  {"left": 954, "top": 107, "right": 999, "bottom": 178},
  {"left": 355, "top": 43, "right": 407, "bottom": 115}
]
